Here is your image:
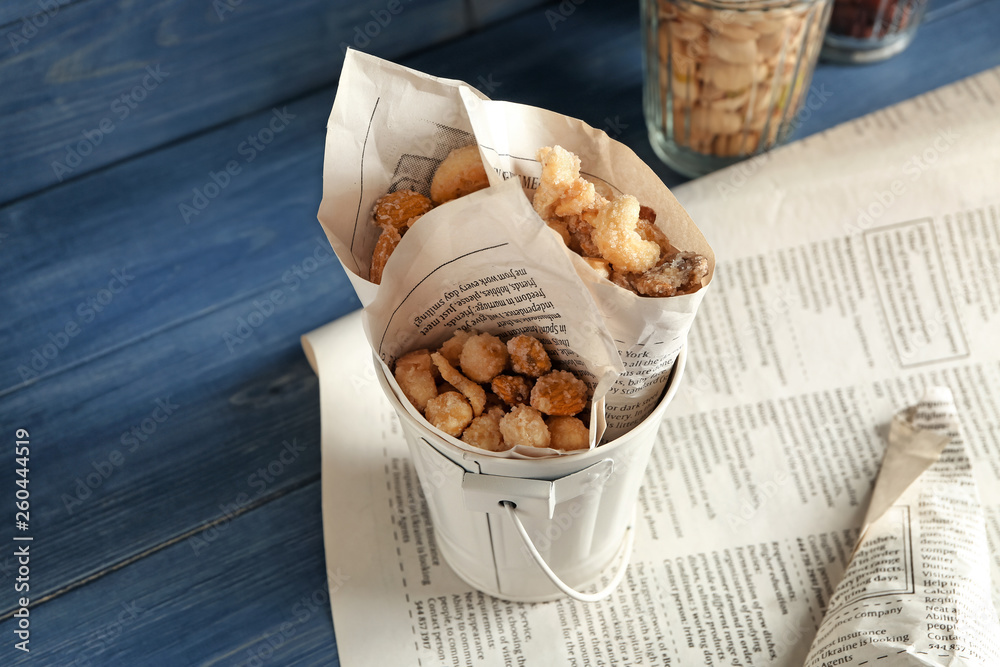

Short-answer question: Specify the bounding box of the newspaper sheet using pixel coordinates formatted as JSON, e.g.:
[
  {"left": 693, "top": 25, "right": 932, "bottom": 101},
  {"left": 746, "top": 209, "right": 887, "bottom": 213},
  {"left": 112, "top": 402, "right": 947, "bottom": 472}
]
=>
[{"left": 306, "top": 65, "right": 1000, "bottom": 666}]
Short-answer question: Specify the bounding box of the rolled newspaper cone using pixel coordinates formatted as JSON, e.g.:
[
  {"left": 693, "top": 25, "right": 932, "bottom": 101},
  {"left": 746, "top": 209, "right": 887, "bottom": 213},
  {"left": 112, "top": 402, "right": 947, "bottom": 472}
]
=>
[
  {"left": 318, "top": 49, "right": 714, "bottom": 449},
  {"left": 803, "top": 387, "right": 1000, "bottom": 666}
]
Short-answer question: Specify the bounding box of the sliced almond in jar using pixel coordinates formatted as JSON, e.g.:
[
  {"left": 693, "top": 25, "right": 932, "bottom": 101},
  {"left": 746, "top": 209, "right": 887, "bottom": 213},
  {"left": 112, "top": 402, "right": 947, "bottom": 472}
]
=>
[
  {"left": 701, "top": 59, "right": 755, "bottom": 91},
  {"left": 712, "top": 19, "right": 758, "bottom": 42},
  {"left": 708, "top": 34, "right": 757, "bottom": 65},
  {"left": 670, "top": 18, "right": 703, "bottom": 41},
  {"left": 691, "top": 106, "right": 743, "bottom": 135}
]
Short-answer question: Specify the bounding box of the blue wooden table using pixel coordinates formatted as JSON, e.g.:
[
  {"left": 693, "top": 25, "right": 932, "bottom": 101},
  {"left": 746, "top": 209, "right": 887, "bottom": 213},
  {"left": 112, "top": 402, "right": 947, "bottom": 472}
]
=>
[{"left": 1, "top": 0, "right": 997, "bottom": 664}]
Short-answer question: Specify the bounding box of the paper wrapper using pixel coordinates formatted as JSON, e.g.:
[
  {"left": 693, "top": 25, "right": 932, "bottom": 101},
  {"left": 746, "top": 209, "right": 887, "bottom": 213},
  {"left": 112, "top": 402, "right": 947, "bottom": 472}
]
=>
[
  {"left": 804, "top": 387, "right": 1000, "bottom": 666},
  {"left": 317, "top": 50, "right": 714, "bottom": 453}
]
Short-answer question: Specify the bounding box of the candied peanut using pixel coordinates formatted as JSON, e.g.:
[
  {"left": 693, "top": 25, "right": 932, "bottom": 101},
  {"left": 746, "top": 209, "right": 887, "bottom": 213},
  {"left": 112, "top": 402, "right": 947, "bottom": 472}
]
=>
[
  {"left": 394, "top": 349, "right": 438, "bottom": 412},
  {"left": 507, "top": 335, "right": 552, "bottom": 378},
  {"left": 566, "top": 215, "right": 602, "bottom": 258},
  {"left": 499, "top": 405, "right": 551, "bottom": 449},
  {"left": 439, "top": 329, "right": 473, "bottom": 366},
  {"left": 460, "top": 333, "right": 509, "bottom": 383},
  {"left": 546, "top": 416, "right": 590, "bottom": 451},
  {"left": 531, "top": 370, "right": 589, "bottom": 416},
  {"left": 373, "top": 190, "right": 433, "bottom": 231},
  {"left": 631, "top": 252, "right": 710, "bottom": 297},
  {"left": 590, "top": 195, "right": 661, "bottom": 274},
  {"left": 370, "top": 226, "right": 401, "bottom": 284},
  {"left": 491, "top": 375, "right": 532, "bottom": 406},
  {"left": 431, "top": 352, "right": 486, "bottom": 417},
  {"left": 462, "top": 412, "right": 509, "bottom": 452},
  {"left": 425, "top": 391, "right": 473, "bottom": 437},
  {"left": 430, "top": 145, "right": 489, "bottom": 204}
]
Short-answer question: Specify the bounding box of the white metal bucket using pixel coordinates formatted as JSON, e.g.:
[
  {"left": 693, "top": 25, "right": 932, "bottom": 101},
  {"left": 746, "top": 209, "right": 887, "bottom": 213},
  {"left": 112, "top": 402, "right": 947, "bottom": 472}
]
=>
[{"left": 375, "top": 349, "right": 686, "bottom": 602}]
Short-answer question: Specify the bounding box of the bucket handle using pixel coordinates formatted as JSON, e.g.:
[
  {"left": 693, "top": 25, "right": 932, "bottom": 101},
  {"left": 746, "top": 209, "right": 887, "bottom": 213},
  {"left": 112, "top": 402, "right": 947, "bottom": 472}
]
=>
[{"left": 501, "top": 501, "right": 634, "bottom": 603}]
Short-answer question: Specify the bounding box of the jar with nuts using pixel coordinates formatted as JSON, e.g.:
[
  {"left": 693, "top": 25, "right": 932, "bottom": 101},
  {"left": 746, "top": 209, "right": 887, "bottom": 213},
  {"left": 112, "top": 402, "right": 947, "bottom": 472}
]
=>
[
  {"left": 642, "top": 0, "right": 833, "bottom": 177},
  {"left": 822, "top": 0, "right": 929, "bottom": 63}
]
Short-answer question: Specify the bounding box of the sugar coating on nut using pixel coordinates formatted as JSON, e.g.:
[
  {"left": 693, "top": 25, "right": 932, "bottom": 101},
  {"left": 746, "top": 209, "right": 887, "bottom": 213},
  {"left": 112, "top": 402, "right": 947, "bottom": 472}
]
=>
[
  {"left": 430, "top": 145, "right": 489, "bottom": 204},
  {"left": 370, "top": 226, "right": 401, "bottom": 284},
  {"left": 590, "top": 195, "right": 661, "bottom": 274},
  {"left": 566, "top": 216, "right": 602, "bottom": 258},
  {"left": 462, "top": 412, "right": 508, "bottom": 452},
  {"left": 533, "top": 146, "right": 599, "bottom": 220},
  {"left": 507, "top": 335, "right": 552, "bottom": 378},
  {"left": 491, "top": 375, "right": 532, "bottom": 406},
  {"left": 460, "top": 333, "right": 509, "bottom": 383},
  {"left": 631, "top": 252, "right": 710, "bottom": 297},
  {"left": 425, "top": 391, "right": 473, "bottom": 437},
  {"left": 531, "top": 370, "right": 589, "bottom": 416},
  {"left": 373, "top": 190, "right": 433, "bottom": 231},
  {"left": 546, "top": 416, "right": 590, "bottom": 451},
  {"left": 499, "top": 405, "right": 551, "bottom": 449},
  {"left": 439, "top": 329, "right": 473, "bottom": 366},
  {"left": 394, "top": 349, "right": 438, "bottom": 412},
  {"left": 431, "top": 352, "right": 486, "bottom": 417}
]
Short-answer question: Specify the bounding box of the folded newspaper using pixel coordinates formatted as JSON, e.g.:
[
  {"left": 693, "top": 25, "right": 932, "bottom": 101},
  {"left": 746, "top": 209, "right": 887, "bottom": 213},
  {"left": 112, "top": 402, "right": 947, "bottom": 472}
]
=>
[
  {"left": 317, "top": 50, "right": 715, "bottom": 450},
  {"left": 804, "top": 387, "right": 1000, "bottom": 665}
]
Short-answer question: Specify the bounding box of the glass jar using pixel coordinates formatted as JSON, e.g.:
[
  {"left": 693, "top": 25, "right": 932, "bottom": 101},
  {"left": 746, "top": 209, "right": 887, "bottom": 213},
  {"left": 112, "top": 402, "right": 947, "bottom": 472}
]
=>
[
  {"left": 642, "top": 0, "right": 833, "bottom": 178},
  {"left": 822, "top": 0, "right": 929, "bottom": 63}
]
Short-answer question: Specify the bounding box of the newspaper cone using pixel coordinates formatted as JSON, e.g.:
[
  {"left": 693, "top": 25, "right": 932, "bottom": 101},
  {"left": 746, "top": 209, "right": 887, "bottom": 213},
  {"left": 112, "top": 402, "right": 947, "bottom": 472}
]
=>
[
  {"left": 318, "top": 50, "right": 713, "bottom": 450},
  {"left": 804, "top": 387, "right": 1000, "bottom": 666}
]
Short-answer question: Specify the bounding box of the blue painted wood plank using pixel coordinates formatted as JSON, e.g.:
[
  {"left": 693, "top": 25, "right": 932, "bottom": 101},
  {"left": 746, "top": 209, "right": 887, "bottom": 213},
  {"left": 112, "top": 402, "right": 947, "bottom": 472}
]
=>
[
  {"left": 0, "top": 0, "right": 68, "bottom": 30},
  {"left": 0, "top": 0, "right": 471, "bottom": 205},
  {"left": 0, "top": 271, "right": 355, "bottom": 615},
  {"left": 0, "top": 96, "right": 361, "bottom": 606},
  {"left": 469, "top": 0, "right": 551, "bottom": 27},
  {"left": 0, "top": 94, "right": 340, "bottom": 395},
  {"left": 0, "top": 482, "right": 338, "bottom": 666}
]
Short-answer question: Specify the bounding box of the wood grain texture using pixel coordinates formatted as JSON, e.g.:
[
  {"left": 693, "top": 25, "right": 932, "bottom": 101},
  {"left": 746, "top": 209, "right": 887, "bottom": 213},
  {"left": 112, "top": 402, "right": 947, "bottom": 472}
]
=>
[
  {"left": 0, "top": 278, "right": 354, "bottom": 616},
  {"left": 0, "top": 483, "right": 338, "bottom": 666},
  {"left": 0, "top": 0, "right": 74, "bottom": 30},
  {"left": 0, "top": 0, "right": 996, "bottom": 663},
  {"left": 0, "top": 0, "right": 472, "bottom": 205},
  {"left": 0, "top": 88, "right": 364, "bottom": 615},
  {"left": 0, "top": 93, "right": 342, "bottom": 395}
]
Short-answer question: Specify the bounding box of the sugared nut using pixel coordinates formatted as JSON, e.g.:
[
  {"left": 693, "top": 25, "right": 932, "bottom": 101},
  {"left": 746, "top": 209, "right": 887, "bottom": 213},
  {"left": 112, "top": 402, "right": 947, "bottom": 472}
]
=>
[
  {"left": 462, "top": 412, "right": 508, "bottom": 452},
  {"left": 373, "top": 190, "right": 433, "bottom": 231},
  {"left": 491, "top": 375, "right": 532, "bottom": 406},
  {"left": 425, "top": 392, "right": 473, "bottom": 437},
  {"left": 546, "top": 416, "right": 590, "bottom": 451},
  {"left": 394, "top": 349, "right": 438, "bottom": 412},
  {"left": 498, "top": 405, "right": 551, "bottom": 449},
  {"left": 460, "top": 333, "right": 509, "bottom": 383},
  {"left": 430, "top": 145, "right": 490, "bottom": 204},
  {"left": 531, "top": 370, "right": 589, "bottom": 416}
]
